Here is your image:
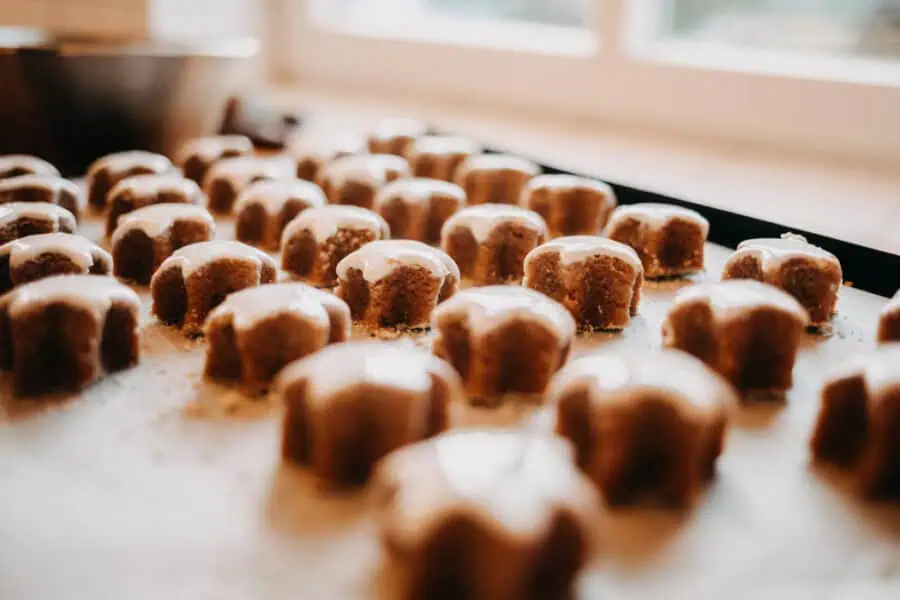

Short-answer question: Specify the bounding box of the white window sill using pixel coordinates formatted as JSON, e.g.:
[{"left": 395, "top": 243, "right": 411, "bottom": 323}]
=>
[{"left": 270, "top": 83, "right": 900, "bottom": 256}]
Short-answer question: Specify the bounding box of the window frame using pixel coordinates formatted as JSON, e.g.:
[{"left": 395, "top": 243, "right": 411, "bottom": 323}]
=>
[{"left": 275, "top": 0, "right": 900, "bottom": 165}]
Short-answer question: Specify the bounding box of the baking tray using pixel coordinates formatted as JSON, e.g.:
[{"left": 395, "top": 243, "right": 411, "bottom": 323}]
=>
[{"left": 1, "top": 156, "right": 899, "bottom": 600}]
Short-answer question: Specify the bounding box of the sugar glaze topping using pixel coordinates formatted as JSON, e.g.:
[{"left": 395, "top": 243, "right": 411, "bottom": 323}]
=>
[
  {"left": 156, "top": 240, "right": 275, "bottom": 280},
  {"left": 0, "top": 155, "right": 60, "bottom": 178},
  {"left": 207, "top": 282, "right": 344, "bottom": 332},
  {"left": 1, "top": 233, "right": 108, "bottom": 270},
  {"left": 282, "top": 205, "right": 389, "bottom": 244},
  {"left": 609, "top": 203, "right": 709, "bottom": 233},
  {"left": 408, "top": 135, "right": 479, "bottom": 157},
  {"left": 374, "top": 178, "right": 466, "bottom": 208},
  {"left": 671, "top": 280, "right": 810, "bottom": 324},
  {"left": 109, "top": 173, "right": 202, "bottom": 203},
  {"left": 204, "top": 155, "right": 294, "bottom": 190},
  {"left": 234, "top": 179, "right": 326, "bottom": 215},
  {"left": 322, "top": 154, "right": 410, "bottom": 189},
  {"left": 455, "top": 154, "right": 540, "bottom": 178},
  {"left": 278, "top": 340, "right": 457, "bottom": 400},
  {"left": 336, "top": 239, "right": 458, "bottom": 283},
  {"left": 732, "top": 235, "right": 841, "bottom": 272},
  {"left": 88, "top": 150, "right": 171, "bottom": 177},
  {"left": 175, "top": 135, "right": 253, "bottom": 164},
  {"left": 379, "top": 429, "right": 598, "bottom": 543},
  {"left": 525, "top": 235, "right": 641, "bottom": 268},
  {"left": 111, "top": 204, "right": 215, "bottom": 244},
  {"left": 6, "top": 274, "right": 139, "bottom": 320},
  {"left": 441, "top": 204, "right": 547, "bottom": 243},
  {"left": 434, "top": 285, "right": 575, "bottom": 344},
  {"left": 0, "top": 202, "right": 75, "bottom": 227}
]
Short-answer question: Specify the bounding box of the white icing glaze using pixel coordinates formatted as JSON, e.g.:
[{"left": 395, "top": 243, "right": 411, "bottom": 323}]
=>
[
  {"left": 0, "top": 233, "right": 107, "bottom": 270},
  {"left": 608, "top": 203, "right": 709, "bottom": 234},
  {"left": 0, "top": 174, "right": 80, "bottom": 197},
  {"left": 731, "top": 236, "right": 840, "bottom": 272},
  {"left": 0, "top": 155, "right": 60, "bottom": 177},
  {"left": 373, "top": 178, "right": 465, "bottom": 209},
  {"left": 670, "top": 280, "right": 810, "bottom": 324},
  {"left": 433, "top": 285, "right": 575, "bottom": 344},
  {"left": 440, "top": 204, "right": 547, "bottom": 243},
  {"left": 523, "top": 174, "right": 614, "bottom": 196},
  {"left": 110, "top": 204, "right": 215, "bottom": 244},
  {"left": 87, "top": 150, "right": 171, "bottom": 177},
  {"left": 455, "top": 154, "right": 541, "bottom": 179},
  {"left": 289, "top": 133, "right": 367, "bottom": 164},
  {"left": 207, "top": 282, "right": 336, "bottom": 333},
  {"left": 369, "top": 118, "right": 428, "bottom": 143},
  {"left": 6, "top": 274, "right": 139, "bottom": 321},
  {"left": 379, "top": 429, "right": 597, "bottom": 544},
  {"left": 204, "top": 155, "right": 294, "bottom": 191},
  {"left": 546, "top": 350, "right": 737, "bottom": 416},
  {"left": 277, "top": 340, "right": 456, "bottom": 401},
  {"left": 234, "top": 179, "right": 326, "bottom": 216},
  {"left": 336, "top": 240, "right": 458, "bottom": 283},
  {"left": 408, "top": 135, "right": 479, "bottom": 158},
  {"left": 155, "top": 240, "right": 275, "bottom": 280},
  {"left": 109, "top": 173, "right": 202, "bottom": 203},
  {"left": 322, "top": 154, "right": 410, "bottom": 189},
  {"left": 524, "top": 235, "right": 641, "bottom": 269},
  {"left": 281, "top": 205, "right": 389, "bottom": 244},
  {"left": 175, "top": 135, "right": 252, "bottom": 164},
  {"left": 0, "top": 202, "right": 75, "bottom": 228}
]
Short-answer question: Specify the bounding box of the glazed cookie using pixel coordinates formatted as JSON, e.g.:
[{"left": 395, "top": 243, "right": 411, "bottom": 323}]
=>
[
  {"left": 723, "top": 235, "right": 842, "bottom": 327},
  {"left": 405, "top": 135, "right": 480, "bottom": 182},
  {"left": 0, "top": 203, "right": 77, "bottom": 244},
  {"left": 150, "top": 240, "right": 277, "bottom": 334},
  {"left": 373, "top": 178, "right": 465, "bottom": 244},
  {"left": 441, "top": 204, "right": 548, "bottom": 284},
  {"left": 376, "top": 429, "right": 600, "bottom": 600},
  {"left": 336, "top": 240, "right": 459, "bottom": 329},
  {"left": 453, "top": 154, "right": 540, "bottom": 205},
  {"left": 234, "top": 179, "right": 326, "bottom": 250},
  {"left": 111, "top": 204, "right": 215, "bottom": 284},
  {"left": 367, "top": 118, "right": 428, "bottom": 156},
  {"left": 289, "top": 133, "right": 367, "bottom": 183},
  {"left": 203, "top": 155, "right": 294, "bottom": 214},
  {"left": 0, "top": 233, "right": 111, "bottom": 292},
  {"left": 278, "top": 341, "right": 462, "bottom": 486},
  {"left": 521, "top": 174, "right": 617, "bottom": 237},
  {"left": 878, "top": 289, "right": 900, "bottom": 343},
  {"left": 606, "top": 203, "right": 709, "bottom": 278},
  {"left": 0, "top": 175, "right": 83, "bottom": 221},
  {"left": 432, "top": 286, "right": 576, "bottom": 398},
  {"left": 550, "top": 351, "right": 737, "bottom": 506},
  {"left": 85, "top": 150, "right": 172, "bottom": 210},
  {"left": 0, "top": 155, "right": 59, "bottom": 179},
  {"left": 204, "top": 283, "right": 350, "bottom": 391},
  {"left": 318, "top": 154, "right": 412, "bottom": 210},
  {"left": 662, "top": 280, "right": 810, "bottom": 391},
  {"left": 105, "top": 173, "right": 203, "bottom": 236},
  {"left": 175, "top": 134, "right": 254, "bottom": 184},
  {"left": 0, "top": 275, "right": 140, "bottom": 395},
  {"left": 281, "top": 205, "right": 391, "bottom": 287},
  {"left": 524, "top": 236, "right": 643, "bottom": 331},
  {"left": 811, "top": 345, "right": 900, "bottom": 499}
]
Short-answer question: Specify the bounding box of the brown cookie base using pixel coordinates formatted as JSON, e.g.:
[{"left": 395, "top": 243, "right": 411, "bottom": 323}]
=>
[
  {"left": 113, "top": 219, "right": 213, "bottom": 285},
  {"left": 609, "top": 217, "right": 705, "bottom": 279},
  {"left": 282, "top": 228, "right": 379, "bottom": 287},
  {"left": 0, "top": 215, "right": 77, "bottom": 245},
  {"left": 444, "top": 224, "right": 545, "bottom": 284},
  {"left": 235, "top": 200, "right": 309, "bottom": 251},
  {"left": 527, "top": 187, "right": 613, "bottom": 237},
  {"left": 0, "top": 252, "right": 110, "bottom": 293},
  {"left": 337, "top": 266, "right": 453, "bottom": 329}
]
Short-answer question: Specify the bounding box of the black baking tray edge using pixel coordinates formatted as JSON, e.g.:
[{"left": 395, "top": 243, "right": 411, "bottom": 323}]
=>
[{"left": 481, "top": 145, "right": 900, "bottom": 298}]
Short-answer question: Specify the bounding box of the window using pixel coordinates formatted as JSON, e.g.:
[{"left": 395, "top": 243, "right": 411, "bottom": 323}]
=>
[
  {"left": 282, "top": 0, "right": 900, "bottom": 164},
  {"left": 660, "top": 0, "right": 900, "bottom": 60}
]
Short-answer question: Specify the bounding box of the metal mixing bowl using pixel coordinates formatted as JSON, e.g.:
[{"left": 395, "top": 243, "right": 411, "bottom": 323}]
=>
[{"left": 0, "top": 27, "right": 257, "bottom": 176}]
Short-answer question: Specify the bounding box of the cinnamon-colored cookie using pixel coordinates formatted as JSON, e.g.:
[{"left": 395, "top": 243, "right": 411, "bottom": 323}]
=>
[
  {"left": 0, "top": 203, "right": 77, "bottom": 245},
  {"left": 405, "top": 135, "right": 479, "bottom": 181},
  {"left": 606, "top": 203, "right": 709, "bottom": 278},
  {"left": 550, "top": 350, "right": 737, "bottom": 506},
  {"left": 453, "top": 154, "right": 540, "bottom": 205},
  {"left": 289, "top": 133, "right": 367, "bottom": 183},
  {"left": 234, "top": 179, "right": 326, "bottom": 250},
  {"left": 522, "top": 174, "right": 617, "bottom": 237},
  {"left": 367, "top": 118, "right": 428, "bottom": 156},
  {"left": 202, "top": 155, "right": 294, "bottom": 214},
  {"left": 376, "top": 429, "right": 600, "bottom": 600},
  {"left": 878, "top": 289, "right": 900, "bottom": 343},
  {"left": 318, "top": 154, "right": 411, "bottom": 210},
  {"left": 524, "top": 236, "right": 643, "bottom": 330},
  {"left": 0, "top": 275, "right": 140, "bottom": 395},
  {"left": 150, "top": 240, "right": 277, "bottom": 334},
  {"left": 432, "top": 286, "right": 575, "bottom": 398},
  {"left": 0, "top": 233, "right": 111, "bottom": 292},
  {"left": 0, "top": 155, "right": 59, "bottom": 180},
  {"left": 277, "top": 341, "right": 462, "bottom": 486},
  {"left": 175, "top": 134, "right": 254, "bottom": 184},
  {"left": 85, "top": 150, "right": 172, "bottom": 210},
  {"left": 105, "top": 173, "right": 203, "bottom": 237},
  {"left": 204, "top": 283, "right": 350, "bottom": 391},
  {"left": 374, "top": 178, "right": 465, "bottom": 244},
  {"left": 0, "top": 175, "right": 83, "bottom": 221},
  {"left": 662, "top": 280, "right": 810, "bottom": 390},
  {"left": 336, "top": 240, "right": 459, "bottom": 329},
  {"left": 111, "top": 204, "right": 215, "bottom": 284}
]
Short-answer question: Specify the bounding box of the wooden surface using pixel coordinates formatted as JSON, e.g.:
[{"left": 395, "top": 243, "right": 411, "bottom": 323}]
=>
[
  {"left": 1, "top": 208, "right": 900, "bottom": 600},
  {"left": 272, "top": 86, "right": 900, "bottom": 256}
]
